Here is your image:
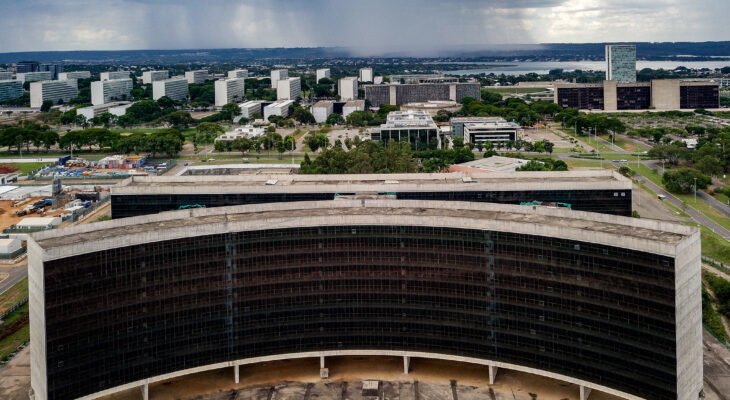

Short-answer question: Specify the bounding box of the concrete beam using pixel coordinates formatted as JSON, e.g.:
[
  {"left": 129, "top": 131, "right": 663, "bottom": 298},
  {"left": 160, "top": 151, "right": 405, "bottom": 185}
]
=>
[
  {"left": 403, "top": 356, "right": 410, "bottom": 374},
  {"left": 141, "top": 383, "right": 148, "bottom": 400},
  {"left": 489, "top": 365, "right": 498, "bottom": 385},
  {"left": 234, "top": 365, "right": 239, "bottom": 384},
  {"left": 580, "top": 385, "right": 592, "bottom": 400},
  {"left": 320, "top": 355, "right": 325, "bottom": 369}
]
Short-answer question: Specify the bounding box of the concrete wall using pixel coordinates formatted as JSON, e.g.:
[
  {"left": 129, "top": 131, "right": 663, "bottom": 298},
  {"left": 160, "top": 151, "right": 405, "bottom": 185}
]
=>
[
  {"left": 28, "top": 239, "right": 47, "bottom": 400},
  {"left": 603, "top": 80, "right": 618, "bottom": 111},
  {"left": 651, "top": 80, "right": 681, "bottom": 110}
]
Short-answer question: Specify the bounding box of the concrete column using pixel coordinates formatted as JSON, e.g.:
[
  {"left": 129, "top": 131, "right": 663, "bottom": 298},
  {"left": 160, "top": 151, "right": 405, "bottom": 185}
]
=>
[
  {"left": 580, "top": 386, "right": 592, "bottom": 400},
  {"left": 320, "top": 356, "right": 325, "bottom": 369},
  {"left": 403, "top": 356, "right": 410, "bottom": 374},
  {"left": 141, "top": 383, "right": 149, "bottom": 400},
  {"left": 234, "top": 365, "right": 240, "bottom": 384},
  {"left": 488, "top": 365, "right": 498, "bottom": 385}
]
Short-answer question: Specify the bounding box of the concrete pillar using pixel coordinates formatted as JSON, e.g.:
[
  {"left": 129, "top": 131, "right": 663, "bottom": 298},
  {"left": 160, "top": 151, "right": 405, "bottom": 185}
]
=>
[
  {"left": 141, "top": 383, "right": 149, "bottom": 400},
  {"left": 234, "top": 365, "right": 240, "bottom": 384},
  {"left": 580, "top": 386, "right": 592, "bottom": 400},
  {"left": 320, "top": 356, "right": 325, "bottom": 369},
  {"left": 403, "top": 356, "right": 410, "bottom": 374},
  {"left": 488, "top": 365, "right": 498, "bottom": 385}
]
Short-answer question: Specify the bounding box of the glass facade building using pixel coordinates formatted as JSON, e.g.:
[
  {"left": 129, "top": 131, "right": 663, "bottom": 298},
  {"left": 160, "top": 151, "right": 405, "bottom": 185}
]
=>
[
  {"left": 29, "top": 201, "right": 701, "bottom": 400},
  {"left": 606, "top": 45, "right": 637, "bottom": 83}
]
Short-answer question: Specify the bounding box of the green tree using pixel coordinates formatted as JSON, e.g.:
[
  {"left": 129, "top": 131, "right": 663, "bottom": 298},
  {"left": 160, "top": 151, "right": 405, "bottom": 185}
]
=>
[
  {"left": 662, "top": 168, "right": 711, "bottom": 194},
  {"left": 194, "top": 122, "right": 224, "bottom": 150},
  {"left": 220, "top": 103, "right": 242, "bottom": 121},
  {"left": 40, "top": 100, "right": 53, "bottom": 112}
]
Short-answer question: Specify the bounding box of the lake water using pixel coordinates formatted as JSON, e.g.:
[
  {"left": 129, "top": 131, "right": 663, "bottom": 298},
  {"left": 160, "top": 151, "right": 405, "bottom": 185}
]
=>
[{"left": 438, "top": 61, "right": 730, "bottom": 76}]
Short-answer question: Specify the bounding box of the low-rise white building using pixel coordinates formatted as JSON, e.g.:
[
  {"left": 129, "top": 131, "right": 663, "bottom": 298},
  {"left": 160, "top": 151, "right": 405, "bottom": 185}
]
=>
[
  {"left": 312, "top": 101, "right": 333, "bottom": 123},
  {"left": 58, "top": 71, "right": 91, "bottom": 80},
  {"left": 359, "top": 67, "right": 374, "bottom": 83},
  {"left": 343, "top": 100, "right": 365, "bottom": 118},
  {"left": 77, "top": 101, "right": 132, "bottom": 120},
  {"left": 373, "top": 76, "right": 384, "bottom": 85},
  {"left": 0, "top": 237, "right": 23, "bottom": 258},
  {"left": 316, "top": 68, "right": 331, "bottom": 83},
  {"left": 228, "top": 69, "right": 249, "bottom": 79},
  {"left": 142, "top": 70, "right": 169, "bottom": 84},
  {"left": 30, "top": 80, "right": 78, "bottom": 108},
  {"left": 100, "top": 71, "right": 131, "bottom": 81},
  {"left": 271, "top": 69, "right": 288, "bottom": 88},
  {"left": 462, "top": 119, "right": 520, "bottom": 145},
  {"left": 17, "top": 71, "right": 53, "bottom": 83},
  {"left": 185, "top": 70, "right": 209, "bottom": 84},
  {"left": 215, "top": 125, "right": 266, "bottom": 142},
  {"left": 339, "top": 77, "right": 358, "bottom": 101},
  {"left": 0, "top": 72, "right": 13, "bottom": 80},
  {"left": 91, "top": 78, "right": 133, "bottom": 105},
  {"left": 214, "top": 78, "right": 246, "bottom": 107},
  {"left": 276, "top": 77, "right": 301, "bottom": 100},
  {"left": 152, "top": 77, "right": 189, "bottom": 103},
  {"left": 15, "top": 216, "right": 62, "bottom": 231},
  {"left": 237, "top": 100, "right": 265, "bottom": 120},
  {"left": 0, "top": 80, "right": 23, "bottom": 103},
  {"left": 264, "top": 100, "right": 294, "bottom": 120}
]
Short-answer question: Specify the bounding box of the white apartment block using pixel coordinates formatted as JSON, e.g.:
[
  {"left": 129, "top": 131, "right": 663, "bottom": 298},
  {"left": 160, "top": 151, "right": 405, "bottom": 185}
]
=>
[
  {"left": 215, "top": 78, "right": 246, "bottom": 107},
  {"left": 339, "top": 77, "right": 359, "bottom": 101},
  {"left": 343, "top": 100, "right": 365, "bottom": 118},
  {"left": 373, "top": 76, "right": 384, "bottom": 85},
  {"left": 0, "top": 72, "right": 13, "bottom": 80},
  {"left": 359, "top": 67, "right": 374, "bottom": 83},
  {"left": 100, "top": 71, "right": 131, "bottom": 81},
  {"left": 152, "top": 77, "right": 189, "bottom": 103},
  {"left": 264, "top": 100, "right": 294, "bottom": 120},
  {"left": 17, "top": 72, "right": 53, "bottom": 83},
  {"left": 316, "top": 68, "right": 331, "bottom": 83},
  {"left": 271, "top": 69, "right": 288, "bottom": 88},
  {"left": 228, "top": 69, "right": 249, "bottom": 79},
  {"left": 58, "top": 71, "right": 91, "bottom": 80},
  {"left": 30, "top": 80, "right": 78, "bottom": 108},
  {"left": 91, "top": 78, "right": 133, "bottom": 105},
  {"left": 312, "top": 101, "right": 334, "bottom": 123},
  {"left": 215, "top": 126, "right": 265, "bottom": 142},
  {"left": 277, "top": 77, "right": 301, "bottom": 100},
  {"left": 237, "top": 100, "right": 265, "bottom": 120},
  {"left": 0, "top": 80, "right": 23, "bottom": 102},
  {"left": 185, "top": 70, "right": 209, "bottom": 84},
  {"left": 77, "top": 101, "right": 132, "bottom": 120},
  {"left": 142, "top": 70, "right": 169, "bottom": 84}
]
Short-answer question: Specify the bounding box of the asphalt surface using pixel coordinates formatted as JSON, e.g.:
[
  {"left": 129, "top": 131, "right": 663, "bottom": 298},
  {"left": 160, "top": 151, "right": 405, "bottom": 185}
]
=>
[{"left": 0, "top": 265, "right": 26, "bottom": 296}]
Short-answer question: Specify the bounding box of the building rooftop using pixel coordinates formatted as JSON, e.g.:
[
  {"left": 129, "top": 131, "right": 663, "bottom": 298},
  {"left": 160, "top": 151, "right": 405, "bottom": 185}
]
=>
[
  {"left": 114, "top": 170, "right": 630, "bottom": 194},
  {"left": 313, "top": 100, "right": 333, "bottom": 108},
  {"left": 266, "top": 100, "right": 295, "bottom": 108},
  {"left": 380, "top": 110, "right": 437, "bottom": 129},
  {"left": 32, "top": 199, "right": 695, "bottom": 259}
]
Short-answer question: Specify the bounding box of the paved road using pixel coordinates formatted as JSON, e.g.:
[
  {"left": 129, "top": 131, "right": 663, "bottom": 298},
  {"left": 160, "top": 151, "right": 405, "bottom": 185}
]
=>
[
  {"left": 0, "top": 264, "right": 26, "bottom": 296},
  {"left": 636, "top": 173, "right": 730, "bottom": 240}
]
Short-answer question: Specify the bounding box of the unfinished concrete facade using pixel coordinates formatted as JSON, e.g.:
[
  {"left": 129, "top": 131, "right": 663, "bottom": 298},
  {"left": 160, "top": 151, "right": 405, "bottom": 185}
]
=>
[{"left": 29, "top": 200, "right": 701, "bottom": 400}]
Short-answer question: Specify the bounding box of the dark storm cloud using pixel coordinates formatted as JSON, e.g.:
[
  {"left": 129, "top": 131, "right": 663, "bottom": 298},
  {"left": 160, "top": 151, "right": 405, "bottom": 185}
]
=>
[{"left": 0, "top": 0, "right": 728, "bottom": 53}]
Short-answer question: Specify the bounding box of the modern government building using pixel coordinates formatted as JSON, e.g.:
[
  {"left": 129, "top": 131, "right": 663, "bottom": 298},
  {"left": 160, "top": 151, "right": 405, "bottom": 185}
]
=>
[
  {"left": 30, "top": 196, "right": 702, "bottom": 400},
  {"left": 110, "top": 171, "right": 634, "bottom": 219}
]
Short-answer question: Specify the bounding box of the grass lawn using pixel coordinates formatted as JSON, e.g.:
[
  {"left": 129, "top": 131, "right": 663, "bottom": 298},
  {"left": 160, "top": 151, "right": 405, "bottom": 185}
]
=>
[
  {"left": 0, "top": 278, "right": 27, "bottom": 314},
  {"left": 599, "top": 134, "right": 651, "bottom": 153},
  {"left": 12, "top": 162, "right": 51, "bottom": 174},
  {"left": 0, "top": 322, "right": 28, "bottom": 361},
  {"left": 699, "top": 225, "right": 730, "bottom": 265},
  {"left": 564, "top": 158, "right": 613, "bottom": 169}
]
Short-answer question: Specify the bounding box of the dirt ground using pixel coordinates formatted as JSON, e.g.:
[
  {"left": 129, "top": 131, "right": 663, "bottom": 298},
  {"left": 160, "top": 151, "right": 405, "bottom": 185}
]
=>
[
  {"left": 101, "top": 356, "right": 621, "bottom": 400},
  {"left": 520, "top": 128, "right": 574, "bottom": 149},
  {"left": 0, "top": 199, "right": 66, "bottom": 231},
  {"left": 0, "top": 346, "right": 29, "bottom": 400}
]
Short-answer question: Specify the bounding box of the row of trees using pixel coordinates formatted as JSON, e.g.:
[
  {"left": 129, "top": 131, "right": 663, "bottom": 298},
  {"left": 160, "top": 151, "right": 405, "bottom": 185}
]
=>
[
  {"left": 213, "top": 131, "right": 296, "bottom": 159},
  {"left": 554, "top": 109, "right": 627, "bottom": 135}
]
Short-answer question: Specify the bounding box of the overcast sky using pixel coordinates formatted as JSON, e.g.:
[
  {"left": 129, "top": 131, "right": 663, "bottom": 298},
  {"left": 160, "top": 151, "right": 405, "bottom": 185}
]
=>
[{"left": 1, "top": 0, "right": 728, "bottom": 53}]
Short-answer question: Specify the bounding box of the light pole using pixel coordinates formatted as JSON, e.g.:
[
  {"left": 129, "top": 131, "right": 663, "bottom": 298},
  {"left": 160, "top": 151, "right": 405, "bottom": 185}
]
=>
[{"left": 694, "top": 177, "right": 698, "bottom": 204}]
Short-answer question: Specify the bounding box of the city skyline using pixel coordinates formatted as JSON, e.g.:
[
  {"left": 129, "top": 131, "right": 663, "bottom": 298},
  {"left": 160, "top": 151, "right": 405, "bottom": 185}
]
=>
[{"left": 1, "top": 0, "right": 729, "bottom": 55}]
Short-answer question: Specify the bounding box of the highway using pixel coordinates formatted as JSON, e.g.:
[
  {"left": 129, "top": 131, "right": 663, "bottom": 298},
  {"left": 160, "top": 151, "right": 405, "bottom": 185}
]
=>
[{"left": 0, "top": 264, "right": 26, "bottom": 296}]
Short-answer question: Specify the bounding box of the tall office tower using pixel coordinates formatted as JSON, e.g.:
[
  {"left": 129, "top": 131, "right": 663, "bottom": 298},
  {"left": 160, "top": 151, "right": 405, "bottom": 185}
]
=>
[
  {"left": 214, "top": 78, "right": 246, "bottom": 107},
  {"left": 16, "top": 72, "right": 53, "bottom": 83},
  {"left": 606, "top": 45, "right": 637, "bottom": 83},
  {"left": 0, "top": 80, "right": 23, "bottom": 102},
  {"left": 185, "top": 70, "right": 209, "bottom": 84},
  {"left": 91, "top": 78, "right": 133, "bottom": 105},
  {"left": 316, "top": 68, "right": 331, "bottom": 83},
  {"left": 359, "top": 67, "right": 374, "bottom": 83},
  {"left": 339, "top": 77, "right": 359, "bottom": 101},
  {"left": 142, "top": 70, "right": 169, "bottom": 85},
  {"left": 276, "top": 77, "right": 301, "bottom": 100},
  {"left": 228, "top": 69, "right": 249, "bottom": 79},
  {"left": 152, "top": 77, "right": 189, "bottom": 103},
  {"left": 270, "top": 69, "right": 288, "bottom": 88},
  {"left": 58, "top": 71, "right": 91, "bottom": 80},
  {"left": 15, "top": 61, "right": 39, "bottom": 73},
  {"left": 30, "top": 80, "right": 78, "bottom": 108},
  {"left": 39, "top": 64, "right": 63, "bottom": 80},
  {"left": 100, "top": 71, "right": 131, "bottom": 81}
]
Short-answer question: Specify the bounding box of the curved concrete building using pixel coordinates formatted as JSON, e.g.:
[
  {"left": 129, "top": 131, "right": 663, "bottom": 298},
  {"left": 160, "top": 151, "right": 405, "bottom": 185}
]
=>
[{"left": 29, "top": 200, "right": 701, "bottom": 400}]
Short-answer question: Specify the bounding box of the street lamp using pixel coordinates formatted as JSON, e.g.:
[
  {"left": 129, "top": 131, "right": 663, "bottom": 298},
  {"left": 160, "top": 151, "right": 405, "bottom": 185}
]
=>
[{"left": 694, "top": 177, "right": 698, "bottom": 204}]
